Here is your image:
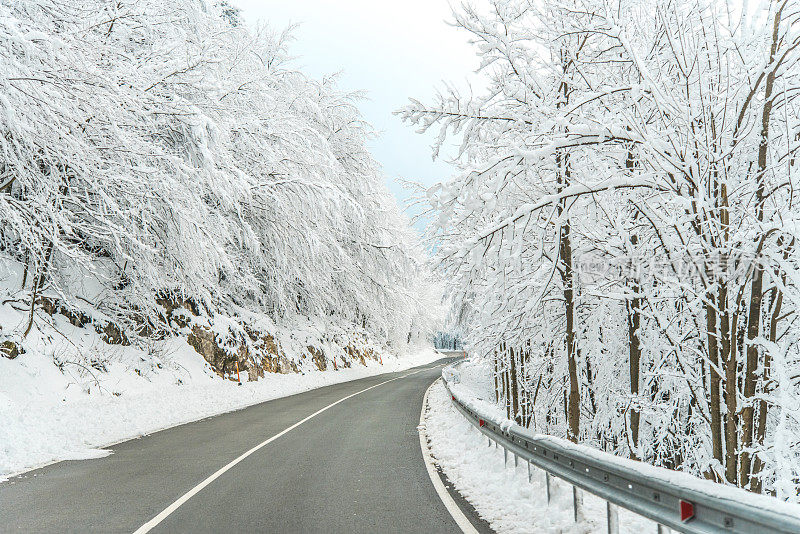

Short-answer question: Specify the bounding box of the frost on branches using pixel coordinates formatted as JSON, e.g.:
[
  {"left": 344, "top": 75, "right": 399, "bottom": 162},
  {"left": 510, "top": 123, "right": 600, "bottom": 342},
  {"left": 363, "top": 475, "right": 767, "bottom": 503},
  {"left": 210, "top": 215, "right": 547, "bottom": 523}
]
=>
[
  {"left": 400, "top": 0, "right": 800, "bottom": 499},
  {"left": 0, "top": 1, "right": 438, "bottom": 364}
]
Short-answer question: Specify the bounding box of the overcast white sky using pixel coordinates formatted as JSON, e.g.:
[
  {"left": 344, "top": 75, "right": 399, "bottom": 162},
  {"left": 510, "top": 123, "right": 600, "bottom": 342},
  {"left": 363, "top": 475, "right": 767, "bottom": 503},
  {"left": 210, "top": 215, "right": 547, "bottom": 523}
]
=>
[{"left": 233, "top": 0, "right": 479, "bottom": 213}]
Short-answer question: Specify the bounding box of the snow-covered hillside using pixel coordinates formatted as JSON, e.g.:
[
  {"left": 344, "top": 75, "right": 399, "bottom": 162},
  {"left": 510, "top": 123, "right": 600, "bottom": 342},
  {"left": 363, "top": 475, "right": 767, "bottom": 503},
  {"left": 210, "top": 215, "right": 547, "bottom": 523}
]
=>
[
  {"left": 0, "top": 0, "right": 443, "bottom": 481},
  {"left": 0, "top": 289, "right": 441, "bottom": 480}
]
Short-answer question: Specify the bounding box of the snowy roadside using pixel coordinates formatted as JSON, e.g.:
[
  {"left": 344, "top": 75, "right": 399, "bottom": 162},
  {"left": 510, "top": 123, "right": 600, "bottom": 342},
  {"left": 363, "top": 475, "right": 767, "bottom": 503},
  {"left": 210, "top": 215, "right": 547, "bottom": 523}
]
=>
[
  {"left": 423, "top": 377, "right": 658, "bottom": 533},
  {"left": 1, "top": 344, "right": 442, "bottom": 481}
]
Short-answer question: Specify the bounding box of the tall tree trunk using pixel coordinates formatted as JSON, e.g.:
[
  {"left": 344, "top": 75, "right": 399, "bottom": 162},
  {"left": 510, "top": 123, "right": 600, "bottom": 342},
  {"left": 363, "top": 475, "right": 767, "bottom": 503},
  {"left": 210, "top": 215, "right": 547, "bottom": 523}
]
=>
[
  {"left": 627, "top": 281, "right": 641, "bottom": 459},
  {"left": 585, "top": 349, "right": 597, "bottom": 418},
  {"left": 725, "top": 307, "right": 740, "bottom": 484},
  {"left": 502, "top": 343, "right": 511, "bottom": 419},
  {"left": 716, "top": 171, "right": 732, "bottom": 479},
  {"left": 494, "top": 350, "right": 500, "bottom": 403},
  {"left": 521, "top": 345, "right": 530, "bottom": 426},
  {"left": 707, "top": 114, "right": 728, "bottom": 477},
  {"left": 509, "top": 346, "right": 520, "bottom": 424},
  {"left": 740, "top": 3, "right": 783, "bottom": 487},
  {"left": 625, "top": 144, "right": 642, "bottom": 459},
  {"left": 706, "top": 291, "right": 724, "bottom": 470},
  {"left": 751, "top": 287, "right": 781, "bottom": 493},
  {"left": 741, "top": 268, "right": 765, "bottom": 487},
  {"left": 555, "top": 44, "right": 580, "bottom": 444},
  {"left": 559, "top": 165, "right": 579, "bottom": 442},
  {"left": 20, "top": 250, "right": 29, "bottom": 290}
]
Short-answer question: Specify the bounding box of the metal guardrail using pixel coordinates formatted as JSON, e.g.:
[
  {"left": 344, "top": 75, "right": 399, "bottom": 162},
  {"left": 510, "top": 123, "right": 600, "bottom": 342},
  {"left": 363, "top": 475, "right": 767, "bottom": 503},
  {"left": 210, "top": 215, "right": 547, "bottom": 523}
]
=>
[{"left": 441, "top": 362, "right": 800, "bottom": 534}]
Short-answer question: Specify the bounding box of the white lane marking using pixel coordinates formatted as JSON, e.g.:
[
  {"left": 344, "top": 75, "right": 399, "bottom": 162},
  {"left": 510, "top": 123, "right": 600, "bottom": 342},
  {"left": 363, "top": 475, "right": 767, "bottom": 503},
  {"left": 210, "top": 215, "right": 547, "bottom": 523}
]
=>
[
  {"left": 418, "top": 378, "right": 480, "bottom": 534},
  {"left": 133, "top": 366, "right": 432, "bottom": 534}
]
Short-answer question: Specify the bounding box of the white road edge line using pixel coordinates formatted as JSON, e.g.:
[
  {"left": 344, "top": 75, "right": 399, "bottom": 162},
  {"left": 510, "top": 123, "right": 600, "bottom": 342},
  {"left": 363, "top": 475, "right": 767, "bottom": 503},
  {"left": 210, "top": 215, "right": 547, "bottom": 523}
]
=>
[
  {"left": 132, "top": 366, "right": 432, "bottom": 534},
  {"left": 418, "top": 378, "right": 480, "bottom": 534}
]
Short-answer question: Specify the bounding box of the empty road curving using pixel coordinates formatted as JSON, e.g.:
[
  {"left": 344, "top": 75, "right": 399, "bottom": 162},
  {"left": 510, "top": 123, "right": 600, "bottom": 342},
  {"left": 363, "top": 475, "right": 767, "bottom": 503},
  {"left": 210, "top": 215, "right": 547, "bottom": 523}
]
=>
[{"left": 0, "top": 357, "right": 490, "bottom": 533}]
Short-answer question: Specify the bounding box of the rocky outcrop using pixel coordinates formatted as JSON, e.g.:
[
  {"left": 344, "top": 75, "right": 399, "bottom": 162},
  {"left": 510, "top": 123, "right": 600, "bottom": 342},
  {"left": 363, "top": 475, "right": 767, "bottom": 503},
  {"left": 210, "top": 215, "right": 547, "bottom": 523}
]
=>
[
  {"left": 187, "top": 325, "right": 300, "bottom": 382},
  {"left": 182, "top": 321, "right": 386, "bottom": 382},
  {"left": 1, "top": 339, "right": 20, "bottom": 359},
  {"left": 307, "top": 345, "right": 326, "bottom": 371},
  {"left": 156, "top": 293, "right": 201, "bottom": 329},
  {"left": 39, "top": 297, "right": 92, "bottom": 328},
  {"left": 344, "top": 343, "right": 379, "bottom": 366},
  {"left": 10, "top": 290, "right": 386, "bottom": 378},
  {"left": 246, "top": 328, "right": 297, "bottom": 377},
  {"left": 187, "top": 325, "right": 239, "bottom": 378},
  {"left": 37, "top": 295, "right": 130, "bottom": 346},
  {"left": 94, "top": 321, "right": 130, "bottom": 346}
]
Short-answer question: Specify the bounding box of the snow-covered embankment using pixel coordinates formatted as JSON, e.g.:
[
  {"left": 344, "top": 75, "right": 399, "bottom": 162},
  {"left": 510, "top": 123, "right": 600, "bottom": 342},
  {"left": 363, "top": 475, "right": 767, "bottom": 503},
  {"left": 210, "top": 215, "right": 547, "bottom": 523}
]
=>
[{"left": 1, "top": 332, "right": 440, "bottom": 481}]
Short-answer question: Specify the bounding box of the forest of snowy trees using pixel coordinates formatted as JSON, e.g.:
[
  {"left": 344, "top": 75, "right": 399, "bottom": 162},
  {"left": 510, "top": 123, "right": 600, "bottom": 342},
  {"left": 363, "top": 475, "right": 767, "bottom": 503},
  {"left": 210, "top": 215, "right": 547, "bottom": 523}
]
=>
[
  {"left": 0, "top": 0, "right": 437, "bottom": 361},
  {"left": 402, "top": 0, "right": 800, "bottom": 499}
]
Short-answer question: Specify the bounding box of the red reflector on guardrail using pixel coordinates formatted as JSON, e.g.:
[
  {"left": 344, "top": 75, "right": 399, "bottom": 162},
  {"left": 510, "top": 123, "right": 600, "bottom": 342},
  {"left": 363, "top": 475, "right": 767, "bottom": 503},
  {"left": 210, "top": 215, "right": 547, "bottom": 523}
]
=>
[
  {"left": 451, "top": 395, "right": 455, "bottom": 400},
  {"left": 479, "top": 419, "right": 485, "bottom": 427},
  {"left": 680, "top": 500, "right": 694, "bottom": 522}
]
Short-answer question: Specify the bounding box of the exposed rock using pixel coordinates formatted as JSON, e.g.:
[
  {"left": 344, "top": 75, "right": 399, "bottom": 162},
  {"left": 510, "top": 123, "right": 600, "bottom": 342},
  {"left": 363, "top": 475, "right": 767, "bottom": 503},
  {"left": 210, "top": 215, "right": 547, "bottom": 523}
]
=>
[
  {"left": 130, "top": 313, "right": 159, "bottom": 340},
  {"left": 186, "top": 324, "right": 262, "bottom": 381},
  {"left": 345, "top": 344, "right": 366, "bottom": 366},
  {"left": 156, "top": 293, "right": 200, "bottom": 316},
  {"left": 187, "top": 325, "right": 235, "bottom": 378},
  {"left": 95, "top": 321, "right": 130, "bottom": 346},
  {"left": 156, "top": 293, "right": 200, "bottom": 330},
  {"left": 247, "top": 329, "right": 297, "bottom": 376},
  {"left": 39, "top": 297, "right": 59, "bottom": 316},
  {"left": 183, "top": 321, "right": 380, "bottom": 382},
  {"left": 38, "top": 296, "right": 91, "bottom": 328},
  {"left": 307, "top": 345, "right": 326, "bottom": 371},
  {"left": 1, "top": 340, "right": 20, "bottom": 359}
]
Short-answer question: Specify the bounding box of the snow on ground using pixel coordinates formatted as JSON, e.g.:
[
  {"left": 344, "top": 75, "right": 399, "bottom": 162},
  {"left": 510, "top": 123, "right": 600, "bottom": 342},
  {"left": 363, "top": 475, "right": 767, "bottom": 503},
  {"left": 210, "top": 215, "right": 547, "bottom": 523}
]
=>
[
  {"left": 423, "top": 359, "right": 658, "bottom": 534},
  {"left": 0, "top": 334, "right": 441, "bottom": 481}
]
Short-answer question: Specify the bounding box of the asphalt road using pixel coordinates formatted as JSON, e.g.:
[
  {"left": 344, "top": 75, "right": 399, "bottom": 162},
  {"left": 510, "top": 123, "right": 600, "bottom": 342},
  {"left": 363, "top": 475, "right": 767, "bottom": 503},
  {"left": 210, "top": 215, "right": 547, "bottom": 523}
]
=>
[{"left": 0, "top": 356, "right": 491, "bottom": 533}]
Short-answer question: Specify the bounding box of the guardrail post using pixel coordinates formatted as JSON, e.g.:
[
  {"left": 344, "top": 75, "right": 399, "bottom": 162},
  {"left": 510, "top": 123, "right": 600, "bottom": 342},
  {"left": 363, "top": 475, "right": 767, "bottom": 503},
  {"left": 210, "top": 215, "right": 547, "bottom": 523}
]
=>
[
  {"left": 607, "top": 502, "right": 619, "bottom": 534},
  {"left": 656, "top": 525, "right": 669, "bottom": 534},
  {"left": 514, "top": 452, "right": 519, "bottom": 467},
  {"left": 545, "top": 472, "right": 551, "bottom": 504},
  {"left": 504, "top": 446, "right": 508, "bottom": 466},
  {"left": 573, "top": 485, "right": 579, "bottom": 522},
  {"left": 527, "top": 460, "right": 532, "bottom": 483}
]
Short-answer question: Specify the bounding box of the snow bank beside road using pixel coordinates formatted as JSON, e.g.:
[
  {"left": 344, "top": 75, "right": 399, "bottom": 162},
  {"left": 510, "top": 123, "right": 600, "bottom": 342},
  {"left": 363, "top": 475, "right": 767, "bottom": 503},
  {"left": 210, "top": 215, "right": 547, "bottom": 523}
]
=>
[
  {"left": 1, "top": 342, "right": 441, "bottom": 481},
  {"left": 423, "top": 375, "right": 657, "bottom": 533}
]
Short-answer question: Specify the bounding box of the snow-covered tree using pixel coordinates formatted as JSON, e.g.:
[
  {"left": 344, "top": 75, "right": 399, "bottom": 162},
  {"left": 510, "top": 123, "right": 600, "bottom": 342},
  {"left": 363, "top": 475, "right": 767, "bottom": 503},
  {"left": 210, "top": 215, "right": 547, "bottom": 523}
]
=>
[
  {"left": 401, "top": 0, "right": 800, "bottom": 498},
  {"left": 0, "top": 0, "right": 436, "bottom": 354}
]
